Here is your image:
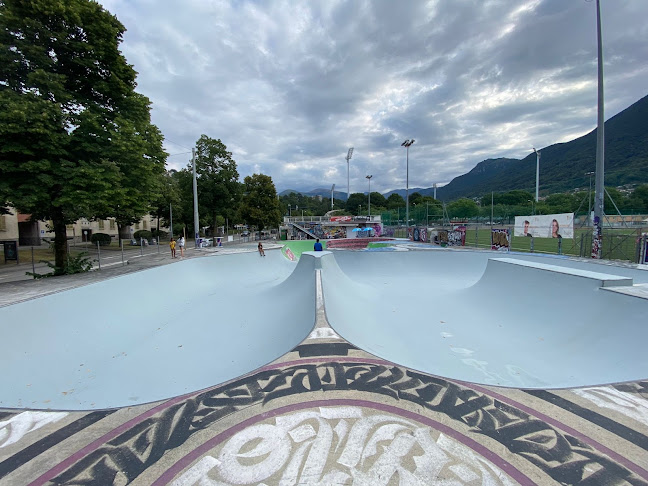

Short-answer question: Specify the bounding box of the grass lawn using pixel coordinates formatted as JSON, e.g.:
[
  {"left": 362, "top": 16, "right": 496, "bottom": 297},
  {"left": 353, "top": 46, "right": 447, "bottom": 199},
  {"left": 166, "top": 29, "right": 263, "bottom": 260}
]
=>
[{"left": 281, "top": 240, "right": 326, "bottom": 259}]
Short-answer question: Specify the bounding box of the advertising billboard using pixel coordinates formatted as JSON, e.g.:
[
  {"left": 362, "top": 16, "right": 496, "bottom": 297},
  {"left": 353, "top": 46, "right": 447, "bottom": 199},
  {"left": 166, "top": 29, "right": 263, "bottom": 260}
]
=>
[{"left": 514, "top": 213, "right": 574, "bottom": 239}]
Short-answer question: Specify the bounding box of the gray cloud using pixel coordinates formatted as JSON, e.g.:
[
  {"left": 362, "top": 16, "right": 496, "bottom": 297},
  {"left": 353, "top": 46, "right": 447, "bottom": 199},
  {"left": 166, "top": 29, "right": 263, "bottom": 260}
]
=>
[{"left": 99, "top": 0, "right": 648, "bottom": 194}]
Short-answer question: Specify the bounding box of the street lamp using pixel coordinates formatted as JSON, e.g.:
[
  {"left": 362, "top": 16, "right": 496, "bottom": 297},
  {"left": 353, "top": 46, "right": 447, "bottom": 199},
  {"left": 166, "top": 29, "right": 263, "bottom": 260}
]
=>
[
  {"left": 401, "top": 139, "right": 415, "bottom": 229},
  {"left": 345, "top": 148, "right": 354, "bottom": 202},
  {"left": 366, "top": 175, "right": 372, "bottom": 218},
  {"left": 533, "top": 147, "right": 541, "bottom": 202},
  {"left": 330, "top": 184, "right": 335, "bottom": 210}
]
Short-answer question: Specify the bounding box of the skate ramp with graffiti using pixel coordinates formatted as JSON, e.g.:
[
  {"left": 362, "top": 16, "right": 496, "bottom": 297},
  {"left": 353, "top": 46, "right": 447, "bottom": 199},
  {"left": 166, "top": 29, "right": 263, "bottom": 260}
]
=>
[
  {"left": 320, "top": 250, "right": 648, "bottom": 389},
  {"left": 2, "top": 248, "right": 648, "bottom": 411},
  {"left": 0, "top": 250, "right": 315, "bottom": 410}
]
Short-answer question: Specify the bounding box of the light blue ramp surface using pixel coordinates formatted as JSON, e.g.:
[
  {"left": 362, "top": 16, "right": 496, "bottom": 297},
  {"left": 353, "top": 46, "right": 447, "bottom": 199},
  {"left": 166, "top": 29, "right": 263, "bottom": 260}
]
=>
[
  {"left": 2, "top": 248, "right": 648, "bottom": 410},
  {"left": 321, "top": 250, "right": 648, "bottom": 389},
  {"left": 0, "top": 251, "right": 315, "bottom": 410}
]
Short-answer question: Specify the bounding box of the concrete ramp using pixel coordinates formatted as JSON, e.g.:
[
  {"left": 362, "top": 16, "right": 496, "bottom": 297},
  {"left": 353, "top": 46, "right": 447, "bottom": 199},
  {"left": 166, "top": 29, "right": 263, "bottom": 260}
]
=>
[
  {"left": 0, "top": 250, "right": 316, "bottom": 410},
  {"left": 322, "top": 251, "right": 648, "bottom": 389}
]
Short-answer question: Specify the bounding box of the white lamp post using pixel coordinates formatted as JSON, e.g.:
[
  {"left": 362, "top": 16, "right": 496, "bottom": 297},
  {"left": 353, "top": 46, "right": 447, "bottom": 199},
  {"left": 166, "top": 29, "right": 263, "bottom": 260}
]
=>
[
  {"left": 366, "top": 175, "right": 373, "bottom": 218},
  {"left": 330, "top": 184, "right": 335, "bottom": 210},
  {"left": 345, "top": 148, "right": 354, "bottom": 202},
  {"left": 401, "top": 139, "right": 415, "bottom": 230},
  {"left": 533, "top": 147, "right": 541, "bottom": 202}
]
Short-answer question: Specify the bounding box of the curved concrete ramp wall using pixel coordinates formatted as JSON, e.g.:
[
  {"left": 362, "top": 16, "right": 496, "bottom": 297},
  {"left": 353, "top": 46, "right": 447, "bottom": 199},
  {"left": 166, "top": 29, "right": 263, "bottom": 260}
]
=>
[
  {"left": 321, "top": 250, "right": 648, "bottom": 389},
  {"left": 0, "top": 250, "right": 316, "bottom": 410}
]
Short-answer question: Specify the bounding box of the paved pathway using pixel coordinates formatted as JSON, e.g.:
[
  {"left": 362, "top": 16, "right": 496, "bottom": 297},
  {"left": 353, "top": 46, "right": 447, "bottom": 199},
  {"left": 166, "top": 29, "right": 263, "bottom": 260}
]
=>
[{"left": 0, "top": 243, "right": 647, "bottom": 485}]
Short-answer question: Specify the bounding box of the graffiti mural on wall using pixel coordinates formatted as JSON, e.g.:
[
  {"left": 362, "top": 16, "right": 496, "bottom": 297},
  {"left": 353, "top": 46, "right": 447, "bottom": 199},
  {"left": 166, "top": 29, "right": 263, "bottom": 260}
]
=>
[
  {"left": 491, "top": 229, "right": 510, "bottom": 251},
  {"left": 437, "top": 227, "right": 465, "bottom": 246}
]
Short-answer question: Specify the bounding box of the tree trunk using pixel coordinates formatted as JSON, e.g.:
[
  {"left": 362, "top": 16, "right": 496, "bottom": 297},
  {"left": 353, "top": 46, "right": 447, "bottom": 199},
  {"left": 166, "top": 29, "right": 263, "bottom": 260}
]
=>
[{"left": 52, "top": 207, "right": 68, "bottom": 275}]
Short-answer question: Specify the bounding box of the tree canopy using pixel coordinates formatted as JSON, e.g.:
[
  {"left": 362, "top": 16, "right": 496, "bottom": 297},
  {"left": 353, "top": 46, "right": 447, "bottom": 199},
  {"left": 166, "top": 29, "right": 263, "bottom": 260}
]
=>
[
  {"left": 193, "top": 135, "right": 241, "bottom": 235},
  {"left": 239, "top": 174, "right": 281, "bottom": 231},
  {"left": 0, "top": 0, "right": 166, "bottom": 272}
]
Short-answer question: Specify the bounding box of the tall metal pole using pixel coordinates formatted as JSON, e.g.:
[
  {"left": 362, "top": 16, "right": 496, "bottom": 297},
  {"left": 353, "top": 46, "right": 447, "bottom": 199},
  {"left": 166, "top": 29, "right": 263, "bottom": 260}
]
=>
[
  {"left": 366, "top": 175, "right": 372, "bottom": 218},
  {"left": 592, "top": 0, "right": 605, "bottom": 259},
  {"left": 192, "top": 148, "right": 200, "bottom": 248},
  {"left": 346, "top": 148, "right": 354, "bottom": 203},
  {"left": 169, "top": 203, "right": 173, "bottom": 240},
  {"left": 533, "top": 148, "right": 541, "bottom": 202},
  {"left": 331, "top": 184, "right": 335, "bottom": 210},
  {"left": 401, "top": 140, "right": 415, "bottom": 231}
]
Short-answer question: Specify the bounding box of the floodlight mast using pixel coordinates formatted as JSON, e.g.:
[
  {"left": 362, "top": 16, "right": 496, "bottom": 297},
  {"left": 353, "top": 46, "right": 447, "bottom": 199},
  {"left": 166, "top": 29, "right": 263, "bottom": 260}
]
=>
[
  {"left": 331, "top": 184, "right": 335, "bottom": 210},
  {"left": 346, "top": 148, "right": 354, "bottom": 202},
  {"left": 366, "top": 175, "right": 373, "bottom": 217},
  {"left": 401, "top": 139, "right": 415, "bottom": 231},
  {"left": 533, "top": 147, "right": 541, "bottom": 202},
  {"left": 592, "top": 0, "right": 605, "bottom": 259}
]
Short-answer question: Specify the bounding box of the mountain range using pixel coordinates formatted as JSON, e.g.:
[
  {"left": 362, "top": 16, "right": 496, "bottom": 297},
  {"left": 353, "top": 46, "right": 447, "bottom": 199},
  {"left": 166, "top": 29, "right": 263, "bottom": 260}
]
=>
[{"left": 281, "top": 92, "right": 648, "bottom": 201}]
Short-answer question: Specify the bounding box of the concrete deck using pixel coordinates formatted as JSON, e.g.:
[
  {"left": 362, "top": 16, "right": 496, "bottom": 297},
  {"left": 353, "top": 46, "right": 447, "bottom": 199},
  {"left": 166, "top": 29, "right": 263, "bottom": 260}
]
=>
[{"left": 1, "top": 242, "right": 647, "bottom": 485}]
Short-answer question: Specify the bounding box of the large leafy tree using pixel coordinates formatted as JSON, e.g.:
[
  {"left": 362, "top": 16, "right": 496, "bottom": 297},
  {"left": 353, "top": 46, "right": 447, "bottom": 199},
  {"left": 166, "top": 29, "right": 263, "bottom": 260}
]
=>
[
  {"left": 386, "top": 193, "right": 405, "bottom": 209},
  {"left": 448, "top": 198, "right": 479, "bottom": 219},
  {"left": 194, "top": 135, "right": 241, "bottom": 235},
  {"left": 345, "top": 193, "right": 367, "bottom": 212},
  {"left": 239, "top": 174, "right": 281, "bottom": 231},
  {"left": 0, "top": 0, "right": 165, "bottom": 272}
]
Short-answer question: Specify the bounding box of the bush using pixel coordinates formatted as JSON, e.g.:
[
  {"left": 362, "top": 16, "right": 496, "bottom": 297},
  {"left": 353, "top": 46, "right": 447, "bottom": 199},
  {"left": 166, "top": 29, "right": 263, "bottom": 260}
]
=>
[
  {"left": 133, "top": 230, "right": 153, "bottom": 241},
  {"left": 91, "top": 232, "right": 112, "bottom": 246},
  {"left": 152, "top": 229, "right": 168, "bottom": 239}
]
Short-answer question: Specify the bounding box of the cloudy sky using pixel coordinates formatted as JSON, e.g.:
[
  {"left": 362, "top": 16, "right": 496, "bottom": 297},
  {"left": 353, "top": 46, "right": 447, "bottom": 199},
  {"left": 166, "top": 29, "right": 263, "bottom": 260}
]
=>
[{"left": 97, "top": 0, "right": 648, "bottom": 195}]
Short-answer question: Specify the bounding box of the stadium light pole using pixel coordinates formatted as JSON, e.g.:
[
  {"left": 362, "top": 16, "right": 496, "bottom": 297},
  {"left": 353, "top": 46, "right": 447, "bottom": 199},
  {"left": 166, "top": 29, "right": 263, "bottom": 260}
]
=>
[
  {"left": 345, "top": 148, "right": 354, "bottom": 202},
  {"left": 592, "top": 0, "right": 605, "bottom": 259},
  {"left": 192, "top": 148, "right": 200, "bottom": 247},
  {"left": 366, "top": 175, "right": 373, "bottom": 218},
  {"left": 401, "top": 139, "right": 415, "bottom": 231},
  {"left": 330, "top": 184, "right": 335, "bottom": 210},
  {"left": 533, "top": 147, "right": 541, "bottom": 202}
]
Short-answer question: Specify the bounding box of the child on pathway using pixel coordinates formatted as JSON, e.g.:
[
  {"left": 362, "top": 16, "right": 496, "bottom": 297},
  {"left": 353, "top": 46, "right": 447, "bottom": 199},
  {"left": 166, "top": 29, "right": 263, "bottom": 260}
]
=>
[{"left": 169, "top": 238, "right": 176, "bottom": 258}]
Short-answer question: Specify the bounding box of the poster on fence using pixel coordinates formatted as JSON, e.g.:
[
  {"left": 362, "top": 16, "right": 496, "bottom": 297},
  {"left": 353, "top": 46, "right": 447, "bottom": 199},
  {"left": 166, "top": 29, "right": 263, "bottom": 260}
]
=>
[
  {"left": 514, "top": 213, "right": 574, "bottom": 239},
  {"left": 437, "top": 227, "right": 466, "bottom": 246},
  {"left": 410, "top": 227, "right": 428, "bottom": 242},
  {"left": 491, "top": 229, "right": 510, "bottom": 251}
]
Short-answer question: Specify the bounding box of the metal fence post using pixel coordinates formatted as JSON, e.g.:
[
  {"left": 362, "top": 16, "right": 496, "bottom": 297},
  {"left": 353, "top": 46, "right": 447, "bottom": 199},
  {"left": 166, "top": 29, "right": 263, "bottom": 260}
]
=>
[
  {"left": 140, "top": 237, "right": 143, "bottom": 256},
  {"left": 579, "top": 233, "right": 585, "bottom": 257},
  {"left": 31, "top": 246, "right": 36, "bottom": 278},
  {"left": 97, "top": 241, "right": 101, "bottom": 270},
  {"left": 121, "top": 238, "right": 125, "bottom": 266},
  {"left": 558, "top": 236, "right": 562, "bottom": 255},
  {"left": 530, "top": 236, "right": 534, "bottom": 253}
]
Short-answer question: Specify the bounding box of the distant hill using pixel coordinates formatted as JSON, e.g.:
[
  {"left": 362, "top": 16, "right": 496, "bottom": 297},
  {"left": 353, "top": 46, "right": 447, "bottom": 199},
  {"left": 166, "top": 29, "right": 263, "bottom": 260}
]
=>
[
  {"left": 279, "top": 188, "right": 349, "bottom": 201},
  {"left": 285, "top": 93, "right": 648, "bottom": 202},
  {"left": 434, "top": 92, "right": 648, "bottom": 200}
]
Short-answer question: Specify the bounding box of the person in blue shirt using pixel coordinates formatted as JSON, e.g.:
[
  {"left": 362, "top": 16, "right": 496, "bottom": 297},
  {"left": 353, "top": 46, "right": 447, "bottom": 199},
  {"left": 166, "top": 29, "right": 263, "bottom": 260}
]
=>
[{"left": 314, "top": 238, "right": 323, "bottom": 251}]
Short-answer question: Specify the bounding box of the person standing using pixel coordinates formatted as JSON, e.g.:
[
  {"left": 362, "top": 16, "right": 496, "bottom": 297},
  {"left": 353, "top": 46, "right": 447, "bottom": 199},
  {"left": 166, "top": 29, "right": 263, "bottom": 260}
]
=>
[
  {"left": 314, "top": 238, "right": 323, "bottom": 251},
  {"left": 178, "top": 235, "right": 185, "bottom": 257},
  {"left": 258, "top": 241, "right": 265, "bottom": 257},
  {"left": 169, "top": 238, "right": 176, "bottom": 258}
]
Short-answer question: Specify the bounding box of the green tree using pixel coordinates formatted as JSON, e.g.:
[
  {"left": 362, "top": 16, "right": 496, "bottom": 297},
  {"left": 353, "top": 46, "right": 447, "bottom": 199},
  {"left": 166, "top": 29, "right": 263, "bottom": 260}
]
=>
[
  {"left": 239, "top": 174, "right": 281, "bottom": 231},
  {"left": 345, "top": 193, "right": 367, "bottom": 212},
  {"left": 448, "top": 198, "right": 479, "bottom": 219},
  {"left": 0, "top": 0, "right": 165, "bottom": 273},
  {"left": 193, "top": 135, "right": 241, "bottom": 235},
  {"left": 627, "top": 184, "right": 648, "bottom": 213},
  {"left": 368, "top": 192, "right": 386, "bottom": 208},
  {"left": 149, "top": 170, "right": 181, "bottom": 236},
  {"left": 386, "top": 193, "right": 405, "bottom": 209}
]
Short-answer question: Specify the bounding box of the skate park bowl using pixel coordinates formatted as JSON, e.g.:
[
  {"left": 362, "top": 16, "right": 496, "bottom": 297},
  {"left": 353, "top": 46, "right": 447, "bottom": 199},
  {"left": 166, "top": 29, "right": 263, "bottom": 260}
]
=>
[{"left": 1, "top": 247, "right": 647, "bottom": 410}]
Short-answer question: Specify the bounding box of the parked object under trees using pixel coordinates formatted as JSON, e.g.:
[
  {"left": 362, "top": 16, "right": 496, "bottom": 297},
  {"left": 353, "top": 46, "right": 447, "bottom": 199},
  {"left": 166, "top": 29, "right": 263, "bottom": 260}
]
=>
[{"left": 0, "top": 0, "right": 166, "bottom": 275}]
